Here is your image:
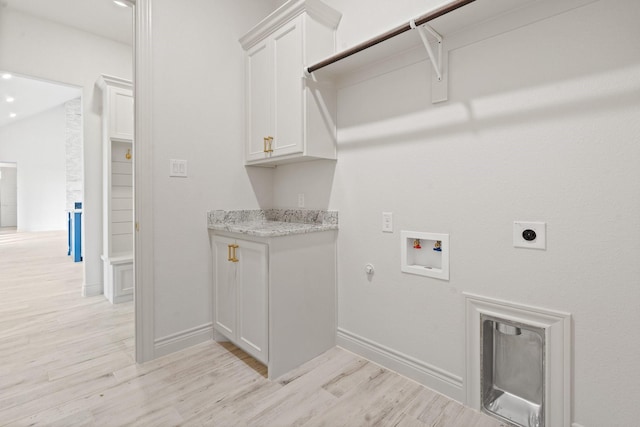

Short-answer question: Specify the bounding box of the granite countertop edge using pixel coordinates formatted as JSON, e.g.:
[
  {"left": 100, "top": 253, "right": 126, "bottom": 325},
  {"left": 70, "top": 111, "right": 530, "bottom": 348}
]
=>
[
  {"left": 208, "top": 222, "right": 338, "bottom": 237},
  {"left": 207, "top": 209, "right": 338, "bottom": 237}
]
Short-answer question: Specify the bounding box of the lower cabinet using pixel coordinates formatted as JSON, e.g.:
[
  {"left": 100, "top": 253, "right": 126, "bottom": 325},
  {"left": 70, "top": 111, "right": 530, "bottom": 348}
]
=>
[
  {"left": 211, "top": 231, "right": 336, "bottom": 379},
  {"left": 102, "top": 255, "right": 134, "bottom": 304},
  {"left": 213, "top": 235, "right": 268, "bottom": 363}
]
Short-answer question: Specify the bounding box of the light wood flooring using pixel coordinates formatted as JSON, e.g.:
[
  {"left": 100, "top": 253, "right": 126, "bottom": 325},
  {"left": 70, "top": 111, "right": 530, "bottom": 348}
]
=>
[{"left": 0, "top": 230, "right": 504, "bottom": 426}]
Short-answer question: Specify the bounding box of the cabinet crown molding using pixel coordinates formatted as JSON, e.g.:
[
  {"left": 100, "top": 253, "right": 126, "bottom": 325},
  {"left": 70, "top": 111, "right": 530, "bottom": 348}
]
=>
[
  {"left": 240, "top": 0, "right": 341, "bottom": 49},
  {"left": 97, "top": 74, "right": 132, "bottom": 91}
]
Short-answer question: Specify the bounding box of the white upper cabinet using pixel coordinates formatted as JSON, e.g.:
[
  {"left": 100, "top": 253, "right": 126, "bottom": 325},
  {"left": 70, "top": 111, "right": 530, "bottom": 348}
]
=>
[
  {"left": 110, "top": 87, "right": 134, "bottom": 141},
  {"left": 240, "top": 0, "right": 341, "bottom": 166},
  {"left": 99, "top": 76, "right": 134, "bottom": 142},
  {"left": 246, "top": 40, "right": 272, "bottom": 161}
]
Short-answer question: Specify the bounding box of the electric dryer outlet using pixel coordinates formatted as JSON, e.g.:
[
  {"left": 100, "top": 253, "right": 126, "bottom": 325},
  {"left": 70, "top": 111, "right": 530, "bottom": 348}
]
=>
[{"left": 513, "top": 221, "right": 546, "bottom": 250}]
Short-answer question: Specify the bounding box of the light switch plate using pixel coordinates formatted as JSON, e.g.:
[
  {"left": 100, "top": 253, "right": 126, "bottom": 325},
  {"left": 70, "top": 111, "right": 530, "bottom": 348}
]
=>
[
  {"left": 382, "top": 212, "right": 393, "bottom": 233},
  {"left": 513, "top": 221, "right": 546, "bottom": 250},
  {"left": 169, "top": 159, "right": 187, "bottom": 177}
]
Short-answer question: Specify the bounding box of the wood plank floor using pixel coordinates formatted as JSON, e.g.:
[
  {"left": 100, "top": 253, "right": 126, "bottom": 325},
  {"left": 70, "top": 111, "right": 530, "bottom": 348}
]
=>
[{"left": 0, "top": 230, "right": 504, "bottom": 426}]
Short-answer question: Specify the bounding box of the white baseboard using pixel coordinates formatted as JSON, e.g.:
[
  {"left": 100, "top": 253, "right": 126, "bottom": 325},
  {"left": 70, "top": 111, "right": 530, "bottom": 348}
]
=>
[
  {"left": 337, "top": 327, "right": 464, "bottom": 402},
  {"left": 154, "top": 323, "right": 213, "bottom": 358},
  {"left": 82, "top": 282, "right": 103, "bottom": 297},
  {"left": 572, "top": 424, "right": 585, "bottom": 427}
]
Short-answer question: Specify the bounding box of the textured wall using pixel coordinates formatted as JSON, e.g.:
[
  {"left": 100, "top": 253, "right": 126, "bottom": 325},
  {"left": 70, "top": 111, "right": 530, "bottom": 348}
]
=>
[{"left": 65, "top": 97, "right": 82, "bottom": 211}]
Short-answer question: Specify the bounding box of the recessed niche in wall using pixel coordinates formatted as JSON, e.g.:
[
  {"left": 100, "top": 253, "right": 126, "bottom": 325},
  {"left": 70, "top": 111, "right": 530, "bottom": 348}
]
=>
[
  {"left": 481, "top": 315, "right": 545, "bottom": 426},
  {"left": 464, "top": 293, "right": 572, "bottom": 427},
  {"left": 401, "top": 231, "right": 449, "bottom": 280}
]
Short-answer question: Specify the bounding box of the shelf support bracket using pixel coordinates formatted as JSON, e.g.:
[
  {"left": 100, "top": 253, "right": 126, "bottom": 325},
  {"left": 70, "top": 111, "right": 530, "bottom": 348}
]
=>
[
  {"left": 410, "top": 19, "right": 448, "bottom": 103},
  {"left": 410, "top": 20, "right": 443, "bottom": 81}
]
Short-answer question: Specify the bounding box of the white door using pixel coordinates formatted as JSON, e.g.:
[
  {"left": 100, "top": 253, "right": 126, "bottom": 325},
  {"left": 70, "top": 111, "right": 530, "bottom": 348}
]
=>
[
  {"left": 245, "top": 39, "right": 272, "bottom": 162},
  {"left": 236, "top": 238, "right": 268, "bottom": 363},
  {"left": 109, "top": 87, "right": 134, "bottom": 141},
  {"left": 213, "top": 235, "right": 237, "bottom": 339},
  {"left": 272, "top": 17, "right": 304, "bottom": 157},
  {"left": 0, "top": 166, "right": 17, "bottom": 227}
]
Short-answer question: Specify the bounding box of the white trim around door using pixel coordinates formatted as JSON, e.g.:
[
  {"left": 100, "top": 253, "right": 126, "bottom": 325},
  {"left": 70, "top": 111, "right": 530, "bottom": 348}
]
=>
[{"left": 134, "top": 0, "right": 155, "bottom": 363}]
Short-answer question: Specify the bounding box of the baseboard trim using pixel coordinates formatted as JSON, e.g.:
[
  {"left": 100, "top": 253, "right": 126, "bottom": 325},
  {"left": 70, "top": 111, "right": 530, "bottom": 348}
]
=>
[
  {"left": 82, "top": 282, "right": 103, "bottom": 297},
  {"left": 154, "top": 323, "right": 213, "bottom": 358},
  {"left": 572, "top": 423, "right": 585, "bottom": 427},
  {"left": 337, "top": 327, "right": 464, "bottom": 402}
]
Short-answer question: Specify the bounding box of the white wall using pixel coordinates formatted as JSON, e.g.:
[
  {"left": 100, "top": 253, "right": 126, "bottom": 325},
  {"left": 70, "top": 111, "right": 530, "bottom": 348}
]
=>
[
  {"left": 272, "top": 0, "right": 640, "bottom": 425},
  {"left": 0, "top": 9, "right": 132, "bottom": 293},
  {"left": 0, "top": 106, "right": 67, "bottom": 231},
  {"left": 150, "top": 0, "right": 277, "bottom": 343}
]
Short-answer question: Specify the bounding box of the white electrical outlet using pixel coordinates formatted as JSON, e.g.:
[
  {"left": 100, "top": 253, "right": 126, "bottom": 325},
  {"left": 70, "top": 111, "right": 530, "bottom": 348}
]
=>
[
  {"left": 513, "top": 221, "right": 546, "bottom": 250},
  {"left": 382, "top": 212, "right": 393, "bottom": 233},
  {"left": 298, "top": 193, "right": 305, "bottom": 208},
  {"left": 169, "top": 159, "right": 187, "bottom": 177}
]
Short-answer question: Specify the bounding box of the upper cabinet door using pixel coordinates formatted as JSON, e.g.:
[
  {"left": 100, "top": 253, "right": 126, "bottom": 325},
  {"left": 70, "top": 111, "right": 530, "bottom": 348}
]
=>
[
  {"left": 272, "top": 17, "right": 304, "bottom": 158},
  {"left": 109, "top": 86, "right": 134, "bottom": 141},
  {"left": 245, "top": 39, "right": 272, "bottom": 162}
]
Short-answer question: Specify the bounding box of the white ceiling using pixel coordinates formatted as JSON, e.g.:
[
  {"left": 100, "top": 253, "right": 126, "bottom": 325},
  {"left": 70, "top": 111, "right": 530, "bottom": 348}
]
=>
[
  {"left": 2, "top": 0, "right": 133, "bottom": 45},
  {"left": 0, "top": 73, "right": 82, "bottom": 128}
]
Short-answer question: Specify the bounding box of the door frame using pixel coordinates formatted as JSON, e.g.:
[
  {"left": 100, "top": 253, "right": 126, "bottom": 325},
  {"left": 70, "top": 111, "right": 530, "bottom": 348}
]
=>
[
  {"left": 133, "top": 0, "right": 154, "bottom": 363},
  {"left": 0, "top": 162, "right": 18, "bottom": 228}
]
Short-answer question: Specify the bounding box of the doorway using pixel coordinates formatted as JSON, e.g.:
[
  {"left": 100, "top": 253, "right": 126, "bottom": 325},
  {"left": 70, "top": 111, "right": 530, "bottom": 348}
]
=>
[
  {"left": 0, "top": 163, "right": 17, "bottom": 228},
  {"left": 0, "top": 73, "right": 81, "bottom": 233},
  {"left": 0, "top": 0, "right": 138, "bottom": 356}
]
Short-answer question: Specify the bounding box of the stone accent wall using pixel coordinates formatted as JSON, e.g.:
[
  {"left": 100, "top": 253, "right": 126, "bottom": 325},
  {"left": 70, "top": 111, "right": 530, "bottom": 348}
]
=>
[{"left": 65, "top": 98, "right": 82, "bottom": 211}]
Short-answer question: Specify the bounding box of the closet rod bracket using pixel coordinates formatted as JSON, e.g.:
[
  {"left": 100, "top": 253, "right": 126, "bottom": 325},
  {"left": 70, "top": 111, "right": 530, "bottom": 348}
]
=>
[{"left": 410, "top": 19, "right": 443, "bottom": 81}]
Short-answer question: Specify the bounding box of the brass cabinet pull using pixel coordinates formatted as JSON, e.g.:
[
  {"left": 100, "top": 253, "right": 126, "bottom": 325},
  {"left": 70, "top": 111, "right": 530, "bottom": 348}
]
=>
[
  {"left": 227, "top": 244, "right": 233, "bottom": 261},
  {"left": 228, "top": 244, "right": 239, "bottom": 262},
  {"left": 263, "top": 136, "right": 274, "bottom": 153}
]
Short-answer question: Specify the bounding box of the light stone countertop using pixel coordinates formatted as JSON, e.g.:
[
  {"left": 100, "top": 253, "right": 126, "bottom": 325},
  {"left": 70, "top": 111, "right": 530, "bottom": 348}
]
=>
[{"left": 207, "top": 209, "right": 338, "bottom": 237}]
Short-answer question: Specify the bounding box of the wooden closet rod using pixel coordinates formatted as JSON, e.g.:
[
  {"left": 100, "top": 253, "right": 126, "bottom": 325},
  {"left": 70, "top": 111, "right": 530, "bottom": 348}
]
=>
[{"left": 305, "top": 0, "right": 475, "bottom": 74}]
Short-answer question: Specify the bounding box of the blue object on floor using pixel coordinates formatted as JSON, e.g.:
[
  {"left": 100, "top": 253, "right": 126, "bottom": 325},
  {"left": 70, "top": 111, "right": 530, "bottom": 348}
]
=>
[
  {"left": 67, "top": 212, "right": 72, "bottom": 256},
  {"left": 72, "top": 202, "right": 83, "bottom": 262}
]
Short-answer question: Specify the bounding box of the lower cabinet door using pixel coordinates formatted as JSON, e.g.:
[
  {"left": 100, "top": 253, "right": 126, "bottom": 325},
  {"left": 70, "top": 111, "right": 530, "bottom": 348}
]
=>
[
  {"left": 114, "top": 262, "right": 134, "bottom": 297},
  {"left": 235, "top": 239, "right": 269, "bottom": 364},
  {"left": 212, "top": 235, "right": 269, "bottom": 364},
  {"left": 213, "top": 236, "right": 237, "bottom": 338}
]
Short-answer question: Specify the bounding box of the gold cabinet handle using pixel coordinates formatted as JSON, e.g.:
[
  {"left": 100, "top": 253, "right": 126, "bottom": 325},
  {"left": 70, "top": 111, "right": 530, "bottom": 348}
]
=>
[
  {"left": 228, "top": 244, "right": 239, "bottom": 262},
  {"left": 263, "top": 136, "right": 274, "bottom": 153}
]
